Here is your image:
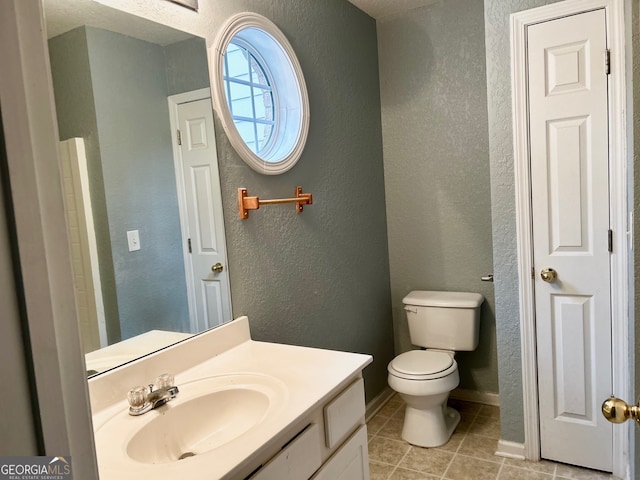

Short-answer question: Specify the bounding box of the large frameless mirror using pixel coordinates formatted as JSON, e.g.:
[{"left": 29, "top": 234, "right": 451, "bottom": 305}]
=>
[
  {"left": 43, "top": 0, "right": 233, "bottom": 376},
  {"left": 210, "top": 13, "right": 310, "bottom": 175}
]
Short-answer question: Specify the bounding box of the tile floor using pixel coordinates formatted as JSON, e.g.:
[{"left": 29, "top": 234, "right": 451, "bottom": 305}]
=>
[{"left": 367, "top": 395, "right": 616, "bottom": 480}]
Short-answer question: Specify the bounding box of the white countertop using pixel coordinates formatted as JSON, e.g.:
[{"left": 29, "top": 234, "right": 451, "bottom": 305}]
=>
[
  {"left": 89, "top": 317, "right": 372, "bottom": 479},
  {"left": 85, "top": 330, "right": 192, "bottom": 374}
]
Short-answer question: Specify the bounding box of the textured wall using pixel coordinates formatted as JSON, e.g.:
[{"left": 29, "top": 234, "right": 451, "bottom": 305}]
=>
[
  {"left": 378, "top": 0, "right": 497, "bottom": 394},
  {"left": 94, "top": 0, "right": 395, "bottom": 401},
  {"left": 48, "top": 27, "right": 121, "bottom": 342},
  {"left": 484, "top": 0, "right": 580, "bottom": 443},
  {"left": 85, "top": 27, "right": 190, "bottom": 339},
  {"left": 216, "top": 0, "right": 394, "bottom": 400},
  {"left": 164, "top": 37, "right": 209, "bottom": 96},
  {"left": 50, "top": 28, "right": 217, "bottom": 343}
]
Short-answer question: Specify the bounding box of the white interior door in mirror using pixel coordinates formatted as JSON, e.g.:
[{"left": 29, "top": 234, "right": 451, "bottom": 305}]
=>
[{"left": 172, "top": 93, "right": 232, "bottom": 332}]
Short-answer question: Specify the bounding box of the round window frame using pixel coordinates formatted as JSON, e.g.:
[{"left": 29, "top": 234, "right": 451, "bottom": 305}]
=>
[{"left": 211, "top": 13, "right": 310, "bottom": 175}]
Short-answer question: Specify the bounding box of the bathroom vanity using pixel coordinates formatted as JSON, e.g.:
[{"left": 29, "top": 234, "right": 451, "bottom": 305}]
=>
[{"left": 88, "top": 317, "right": 372, "bottom": 479}]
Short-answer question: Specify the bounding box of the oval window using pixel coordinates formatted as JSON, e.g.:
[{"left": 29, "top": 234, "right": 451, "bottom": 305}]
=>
[{"left": 211, "top": 13, "right": 310, "bottom": 175}]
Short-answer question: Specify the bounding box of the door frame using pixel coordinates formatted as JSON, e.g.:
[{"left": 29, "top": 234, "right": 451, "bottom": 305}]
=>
[
  {"left": 167, "top": 88, "right": 232, "bottom": 333},
  {"left": 511, "top": 0, "right": 629, "bottom": 477}
]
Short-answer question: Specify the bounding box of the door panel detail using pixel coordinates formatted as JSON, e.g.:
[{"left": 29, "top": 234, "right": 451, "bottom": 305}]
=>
[
  {"left": 551, "top": 295, "right": 592, "bottom": 420},
  {"left": 191, "top": 165, "right": 218, "bottom": 253},
  {"left": 546, "top": 115, "right": 590, "bottom": 252},
  {"left": 201, "top": 280, "right": 223, "bottom": 327},
  {"left": 186, "top": 117, "right": 208, "bottom": 150},
  {"left": 546, "top": 41, "right": 589, "bottom": 96}
]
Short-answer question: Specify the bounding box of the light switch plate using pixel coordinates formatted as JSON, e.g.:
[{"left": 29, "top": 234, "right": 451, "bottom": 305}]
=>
[{"left": 127, "top": 230, "right": 141, "bottom": 252}]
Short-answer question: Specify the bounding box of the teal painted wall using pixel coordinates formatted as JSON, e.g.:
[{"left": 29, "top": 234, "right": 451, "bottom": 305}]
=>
[
  {"left": 85, "top": 27, "right": 190, "bottom": 339},
  {"left": 48, "top": 27, "right": 122, "bottom": 344},
  {"left": 49, "top": 27, "right": 214, "bottom": 342},
  {"left": 213, "top": 0, "right": 394, "bottom": 400},
  {"left": 378, "top": 0, "right": 497, "bottom": 396}
]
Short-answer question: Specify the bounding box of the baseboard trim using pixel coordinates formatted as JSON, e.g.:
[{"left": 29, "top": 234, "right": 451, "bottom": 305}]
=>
[
  {"left": 449, "top": 388, "right": 500, "bottom": 406},
  {"left": 365, "top": 386, "right": 395, "bottom": 422},
  {"left": 495, "top": 439, "right": 526, "bottom": 460}
]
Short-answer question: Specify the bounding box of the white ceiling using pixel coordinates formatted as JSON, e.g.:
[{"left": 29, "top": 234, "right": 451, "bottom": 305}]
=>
[
  {"left": 42, "top": 0, "right": 194, "bottom": 45},
  {"left": 347, "top": 0, "right": 440, "bottom": 20}
]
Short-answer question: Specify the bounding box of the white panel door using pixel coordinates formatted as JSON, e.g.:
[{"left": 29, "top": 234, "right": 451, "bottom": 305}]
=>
[
  {"left": 177, "top": 99, "right": 232, "bottom": 332},
  {"left": 527, "top": 10, "right": 612, "bottom": 471}
]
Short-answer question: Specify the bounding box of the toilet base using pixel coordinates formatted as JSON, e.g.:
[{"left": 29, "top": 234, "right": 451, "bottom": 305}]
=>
[{"left": 402, "top": 404, "right": 460, "bottom": 448}]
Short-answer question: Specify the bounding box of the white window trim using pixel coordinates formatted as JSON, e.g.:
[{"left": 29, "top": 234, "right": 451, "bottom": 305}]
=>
[{"left": 210, "top": 12, "right": 310, "bottom": 175}]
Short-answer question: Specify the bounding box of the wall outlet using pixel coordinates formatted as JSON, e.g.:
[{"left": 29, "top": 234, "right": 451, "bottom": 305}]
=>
[{"left": 127, "top": 230, "right": 141, "bottom": 252}]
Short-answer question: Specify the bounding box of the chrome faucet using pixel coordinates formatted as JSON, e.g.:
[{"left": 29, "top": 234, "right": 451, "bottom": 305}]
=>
[{"left": 128, "top": 373, "right": 179, "bottom": 416}]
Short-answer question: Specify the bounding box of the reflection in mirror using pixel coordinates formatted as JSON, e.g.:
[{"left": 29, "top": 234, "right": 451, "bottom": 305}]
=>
[{"left": 43, "top": 0, "right": 233, "bottom": 376}]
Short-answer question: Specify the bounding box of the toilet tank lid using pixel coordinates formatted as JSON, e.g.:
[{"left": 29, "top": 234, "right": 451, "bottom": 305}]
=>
[{"left": 403, "top": 291, "right": 484, "bottom": 308}]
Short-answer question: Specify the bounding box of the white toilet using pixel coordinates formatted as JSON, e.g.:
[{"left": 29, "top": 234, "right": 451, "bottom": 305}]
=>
[{"left": 387, "top": 290, "right": 484, "bottom": 448}]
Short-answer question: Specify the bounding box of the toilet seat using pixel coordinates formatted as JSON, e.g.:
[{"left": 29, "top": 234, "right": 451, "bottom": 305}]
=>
[{"left": 388, "top": 350, "right": 457, "bottom": 380}]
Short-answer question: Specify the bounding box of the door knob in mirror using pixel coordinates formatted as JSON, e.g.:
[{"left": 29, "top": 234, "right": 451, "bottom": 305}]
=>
[
  {"left": 540, "top": 268, "right": 557, "bottom": 283},
  {"left": 211, "top": 263, "right": 224, "bottom": 274}
]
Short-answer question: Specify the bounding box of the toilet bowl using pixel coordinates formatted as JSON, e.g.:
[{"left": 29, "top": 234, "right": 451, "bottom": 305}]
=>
[{"left": 387, "top": 291, "right": 483, "bottom": 448}]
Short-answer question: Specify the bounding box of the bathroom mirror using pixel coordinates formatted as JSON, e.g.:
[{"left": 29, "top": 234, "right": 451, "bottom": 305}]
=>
[
  {"left": 210, "top": 13, "right": 310, "bottom": 175},
  {"left": 43, "top": 0, "right": 234, "bottom": 376}
]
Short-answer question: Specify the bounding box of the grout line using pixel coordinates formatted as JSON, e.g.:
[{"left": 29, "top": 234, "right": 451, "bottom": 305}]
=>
[
  {"left": 440, "top": 451, "right": 457, "bottom": 479},
  {"left": 495, "top": 455, "right": 506, "bottom": 480},
  {"left": 388, "top": 446, "right": 412, "bottom": 480}
]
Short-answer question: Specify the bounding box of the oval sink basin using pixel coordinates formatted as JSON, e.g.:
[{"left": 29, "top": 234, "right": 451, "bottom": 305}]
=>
[
  {"left": 127, "top": 387, "right": 270, "bottom": 463},
  {"left": 95, "top": 374, "right": 287, "bottom": 465}
]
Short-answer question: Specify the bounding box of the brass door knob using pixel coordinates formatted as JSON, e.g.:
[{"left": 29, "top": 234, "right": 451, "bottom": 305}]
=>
[
  {"left": 211, "top": 263, "right": 224, "bottom": 274},
  {"left": 602, "top": 396, "right": 640, "bottom": 425},
  {"left": 540, "top": 268, "right": 558, "bottom": 283}
]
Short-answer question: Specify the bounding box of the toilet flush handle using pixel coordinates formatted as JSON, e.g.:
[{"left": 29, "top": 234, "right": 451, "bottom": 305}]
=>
[{"left": 404, "top": 306, "right": 418, "bottom": 314}]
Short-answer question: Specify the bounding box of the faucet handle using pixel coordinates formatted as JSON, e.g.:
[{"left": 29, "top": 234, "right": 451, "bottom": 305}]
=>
[
  {"left": 155, "top": 373, "right": 175, "bottom": 389},
  {"left": 127, "top": 385, "right": 149, "bottom": 409}
]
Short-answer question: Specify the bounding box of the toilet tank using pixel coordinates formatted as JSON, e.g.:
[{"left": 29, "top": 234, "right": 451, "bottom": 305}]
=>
[{"left": 402, "top": 291, "right": 484, "bottom": 351}]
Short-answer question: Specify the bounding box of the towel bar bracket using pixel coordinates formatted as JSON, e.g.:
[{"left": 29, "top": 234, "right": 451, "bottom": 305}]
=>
[{"left": 238, "top": 186, "right": 313, "bottom": 219}]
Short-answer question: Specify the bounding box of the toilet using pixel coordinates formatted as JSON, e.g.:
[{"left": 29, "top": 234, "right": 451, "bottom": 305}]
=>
[{"left": 387, "top": 290, "right": 484, "bottom": 448}]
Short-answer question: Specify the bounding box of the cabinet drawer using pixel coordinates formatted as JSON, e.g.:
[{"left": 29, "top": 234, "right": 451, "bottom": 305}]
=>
[
  {"left": 312, "top": 425, "right": 369, "bottom": 480},
  {"left": 251, "top": 424, "right": 322, "bottom": 480},
  {"left": 323, "top": 378, "right": 365, "bottom": 449}
]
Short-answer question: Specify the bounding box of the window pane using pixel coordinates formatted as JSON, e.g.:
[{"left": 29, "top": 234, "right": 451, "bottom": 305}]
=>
[
  {"left": 252, "top": 87, "right": 273, "bottom": 120},
  {"left": 225, "top": 44, "right": 249, "bottom": 79},
  {"left": 228, "top": 82, "right": 251, "bottom": 102},
  {"left": 234, "top": 120, "right": 256, "bottom": 153},
  {"left": 223, "top": 41, "right": 277, "bottom": 156}
]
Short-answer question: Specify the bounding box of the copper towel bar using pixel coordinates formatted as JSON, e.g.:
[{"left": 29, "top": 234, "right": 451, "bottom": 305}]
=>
[{"left": 238, "top": 186, "right": 313, "bottom": 219}]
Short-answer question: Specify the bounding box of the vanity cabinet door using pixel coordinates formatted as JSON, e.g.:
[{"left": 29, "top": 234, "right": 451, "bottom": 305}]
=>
[
  {"left": 251, "top": 424, "right": 322, "bottom": 480},
  {"left": 311, "top": 425, "right": 369, "bottom": 480}
]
